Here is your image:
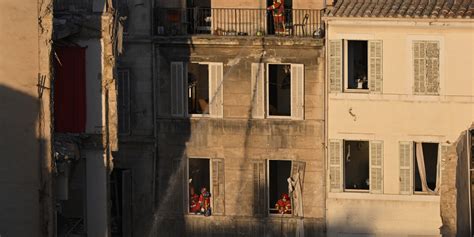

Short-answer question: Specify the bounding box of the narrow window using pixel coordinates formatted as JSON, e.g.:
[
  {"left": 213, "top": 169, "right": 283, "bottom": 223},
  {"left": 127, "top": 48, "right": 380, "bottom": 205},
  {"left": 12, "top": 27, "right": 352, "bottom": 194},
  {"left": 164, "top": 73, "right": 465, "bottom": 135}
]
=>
[
  {"left": 414, "top": 142, "right": 439, "bottom": 192},
  {"left": 269, "top": 160, "right": 292, "bottom": 214},
  {"left": 188, "top": 63, "right": 209, "bottom": 115},
  {"left": 344, "top": 140, "right": 370, "bottom": 191},
  {"left": 268, "top": 64, "right": 291, "bottom": 116},
  {"left": 347, "top": 40, "right": 368, "bottom": 90},
  {"left": 117, "top": 69, "right": 130, "bottom": 134},
  {"left": 188, "top": 158, "right": 211, "bottom": 215}
]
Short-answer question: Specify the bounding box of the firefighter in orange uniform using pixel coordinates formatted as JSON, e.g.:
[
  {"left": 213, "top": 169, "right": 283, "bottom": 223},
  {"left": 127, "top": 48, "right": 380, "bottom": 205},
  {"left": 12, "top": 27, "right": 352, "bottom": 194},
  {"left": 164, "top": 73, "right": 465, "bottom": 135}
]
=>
[{"left": 267, "top": 0, "right": 286, "bottom": 35}]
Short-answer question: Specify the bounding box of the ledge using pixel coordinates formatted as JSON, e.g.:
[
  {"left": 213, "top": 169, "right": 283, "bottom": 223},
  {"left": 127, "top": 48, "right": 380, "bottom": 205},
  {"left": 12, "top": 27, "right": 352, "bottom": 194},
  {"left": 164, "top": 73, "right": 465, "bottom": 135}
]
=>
[{"left": 328, "top": 192, "right": 440, "bottom": 202}]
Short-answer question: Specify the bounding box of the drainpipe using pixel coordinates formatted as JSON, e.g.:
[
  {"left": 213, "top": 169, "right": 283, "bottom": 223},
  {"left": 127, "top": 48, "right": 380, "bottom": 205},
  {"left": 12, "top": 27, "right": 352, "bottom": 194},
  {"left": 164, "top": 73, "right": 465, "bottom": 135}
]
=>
[{"left": 323, "top": 18, "right": 329, "bottom": 233}]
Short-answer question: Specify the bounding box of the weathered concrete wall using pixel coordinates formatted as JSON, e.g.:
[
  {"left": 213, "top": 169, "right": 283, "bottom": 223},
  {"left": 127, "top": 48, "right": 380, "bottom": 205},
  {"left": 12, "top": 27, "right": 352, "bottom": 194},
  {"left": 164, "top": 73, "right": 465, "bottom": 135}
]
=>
[
  {"left": 149, "top": 37, "right": 325, "bottom": 236},
  {"left": 0, "top": 0, "right": 53, "bottom": 236}
]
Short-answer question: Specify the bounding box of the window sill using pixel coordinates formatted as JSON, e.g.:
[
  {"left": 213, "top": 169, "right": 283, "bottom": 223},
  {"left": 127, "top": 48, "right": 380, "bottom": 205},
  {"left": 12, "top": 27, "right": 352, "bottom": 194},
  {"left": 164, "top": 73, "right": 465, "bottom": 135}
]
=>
[
  {"left": 268, "top": 213, "right": 294, "bottom": 218},
  {"left": 328, "top": 192, "right": 440, "bottom": 202},
  {"left": 267, "top": 115, "right": 292, "bottom": 119},
  {"left": 188, "top": 113, "right": 210, "bottom": 118},
  {"left": 344, "top": 89, "right": 370, "bottom": 93}
]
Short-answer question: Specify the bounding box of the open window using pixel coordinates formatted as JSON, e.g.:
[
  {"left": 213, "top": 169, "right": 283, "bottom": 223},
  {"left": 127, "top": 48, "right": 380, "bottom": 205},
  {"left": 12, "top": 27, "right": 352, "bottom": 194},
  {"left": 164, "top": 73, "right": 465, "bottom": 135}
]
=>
[
  {"left": 188, "top": 158, "right": 211, "bottom": 215},
  {"left": 413, "top": 142, "right": 439, "bottom": 193},
  {"left": 268, "top": 64, "right": 292, "bottom": 116},
  {"left": 329, "top": 139, "right": 383, "bottom": 193},
  {"left": 399, "top": 141, "right": 445, "bottom": 195},
  {"left": 268, "top": 160, "right": 305, "bottom": 216},
  {"left": 347, "top": 41, "right": 368, "bottom": 90},
  {"left": 262, "top": 63, "right": 304, "bottom": 119},
  {"left": 170, "top": 62, "right": 223, "bottom": 118},
  {"left": 328, "top": 40, "right": 383, "bottom": 93},
  {"left": 344, "top": 140, "right": 370, "bottom": 191},
  {"left": 188, "top": 63, "right": 210, "bottom": 115}
]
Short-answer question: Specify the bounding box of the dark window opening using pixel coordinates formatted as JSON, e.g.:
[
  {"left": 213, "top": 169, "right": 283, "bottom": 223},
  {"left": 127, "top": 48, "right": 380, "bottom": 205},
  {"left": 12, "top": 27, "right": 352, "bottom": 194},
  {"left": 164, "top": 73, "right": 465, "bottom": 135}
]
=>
[
  {"left": 269, "top": 160, "right": 292, "bottom": 214},
  {"left": 347, "top": 40, "right": 368, "bottom": 90},
  {"left": 414, "top": 143, "right": 439, "bottom": 192},
  {"left": 268, "top": 64, "right": 291, "bottom": 116},
  {"left": 117, "top": 70, "right": 130, "bottom": 134},
  {"left": 110, "top": 169, "right": 132, "bottom": 237},
  {"left": 344, "top": 140, "right": 370, "bottom": 190},
  {"left": 188, "top": 63, "right": 209, "bottom": 114},
  {"left": 188, "top": 158, "right": 211, "bottom": 215}
]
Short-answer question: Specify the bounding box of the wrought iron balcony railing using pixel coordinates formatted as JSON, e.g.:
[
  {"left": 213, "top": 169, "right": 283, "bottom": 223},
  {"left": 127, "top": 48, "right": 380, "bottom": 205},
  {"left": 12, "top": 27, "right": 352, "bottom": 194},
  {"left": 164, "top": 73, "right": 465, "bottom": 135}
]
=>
[{"left": 154, "top": 8, "right": 323, "bottom": 37}]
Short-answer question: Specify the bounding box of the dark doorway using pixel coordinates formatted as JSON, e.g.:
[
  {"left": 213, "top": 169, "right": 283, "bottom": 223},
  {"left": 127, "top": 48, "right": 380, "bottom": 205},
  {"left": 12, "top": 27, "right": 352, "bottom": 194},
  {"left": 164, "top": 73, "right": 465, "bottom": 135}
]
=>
[
  {"left": 344, "top": 140, "right": 370, "bottom": 191},
  {"left": 268, "top": 64, "right": 291, "bottom": 116},
  {"left": 110, "top": 169, "right": 132, "bottom": 237},
  {"left": 266, "top": 0, "right": 292, "bottom": 35}
]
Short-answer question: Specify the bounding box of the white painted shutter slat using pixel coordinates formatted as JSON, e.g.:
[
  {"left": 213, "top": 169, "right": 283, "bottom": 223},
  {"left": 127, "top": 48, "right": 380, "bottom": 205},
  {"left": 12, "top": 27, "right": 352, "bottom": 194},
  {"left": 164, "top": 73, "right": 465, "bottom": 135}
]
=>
[
  {"left": 171, "top": 62, "right": 185, "bottom": 117},
  {"left": 329, "top": 40, "right": 342, "bottom": 92},
  {"left": 209, "top": 63, "right": 224, "bottom": 118},
  {"left": 291, "top": 64, "right": 304, "bottom": 120},
  {"left": 212, "top": 158, "right": 225, "bottom": 215},
  {"left": 329, "top": 140, "right": 343, "bottom": 192},
  {"left": 251, "top": 63, "right": 265, "bottom": 119},
  {"left": 426, "top": 41, "right": 440, "bottom": 94},
  {"left": 399, "top": 142, "right": 412, "bottom": 194},
  {"left": 369, "top": 40, "right": 383, "bottom": 93},
  {"left": 370, "top": 141, "right": 383, "bottom": 193}
]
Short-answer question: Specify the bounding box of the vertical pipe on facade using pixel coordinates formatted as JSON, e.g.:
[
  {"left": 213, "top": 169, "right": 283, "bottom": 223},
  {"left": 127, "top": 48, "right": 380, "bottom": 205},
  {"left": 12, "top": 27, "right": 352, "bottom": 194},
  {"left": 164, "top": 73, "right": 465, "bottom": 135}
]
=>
[
  {"left": 323, "top": 16, "right": 329, "bottom": 230},
  {"left": 468, "top": 129, "right": 472, "bottom": 236}
]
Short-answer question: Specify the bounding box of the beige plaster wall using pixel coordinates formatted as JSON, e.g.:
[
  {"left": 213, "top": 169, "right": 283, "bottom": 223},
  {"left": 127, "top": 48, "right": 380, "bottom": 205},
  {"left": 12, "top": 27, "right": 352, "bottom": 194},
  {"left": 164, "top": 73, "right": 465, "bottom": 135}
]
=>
[{"left": 326, "top": 20, "right": 474, "bottom": 236}]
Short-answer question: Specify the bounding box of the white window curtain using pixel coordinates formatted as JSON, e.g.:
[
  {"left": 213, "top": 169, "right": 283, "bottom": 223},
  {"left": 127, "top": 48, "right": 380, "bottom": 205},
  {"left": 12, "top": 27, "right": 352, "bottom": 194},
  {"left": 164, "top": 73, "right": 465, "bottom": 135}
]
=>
[{"left": 415, "top": 142, "right": 438, "bottom": 193}]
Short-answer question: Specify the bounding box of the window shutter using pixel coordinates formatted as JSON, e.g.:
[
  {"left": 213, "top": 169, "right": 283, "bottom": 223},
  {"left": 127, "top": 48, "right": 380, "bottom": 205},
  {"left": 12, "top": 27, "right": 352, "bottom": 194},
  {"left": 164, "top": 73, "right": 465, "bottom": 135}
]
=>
[
  {"left": 251, "top": 63, "right": 265, "bottom": 119},
  {"left": 252, "top": 160, "right": 266, "bottom": 216},
  {"left": 329, "top": 140, "right": 343, "bottom": 192},
  {"left": 399, "top": 142, "right": 412, "bottom": 194},
  {"left": 117, "top": 69, "right": 130, "bottom": 134},
  {"left": 329, "top": 40, "right": 342, "bottom": 92},
  {"left": 209, "top": 63, "right": 224, "bottom": 118},
  {"left": 291, "top": 64, "right": 304, "bottom": 120},
  {"left": 172, "top": 159, "right": 187, "bottom": 213},
  {"left": 291, "top": 161, "right": 306, "bottom": 186},
  {"left": 212, "top": 158, "right": 225, "bottom": 215},
  {"left": 370, "top": 141, "right": 384, "bottom": 194},
  {"left": 369, "top": 40, "right": 383, "bottom": 93},
  {"left": 413, "top": 41, "right": 440, "bottom": 95},
  {"left": 425, "top": 41, "right": 440, "bottom": 94},
  {"left": 437, "top": 144, "right": 450, "bottom": 191},
  {"left": 171, "top": 62, "right": 185, "bottom": 117}
]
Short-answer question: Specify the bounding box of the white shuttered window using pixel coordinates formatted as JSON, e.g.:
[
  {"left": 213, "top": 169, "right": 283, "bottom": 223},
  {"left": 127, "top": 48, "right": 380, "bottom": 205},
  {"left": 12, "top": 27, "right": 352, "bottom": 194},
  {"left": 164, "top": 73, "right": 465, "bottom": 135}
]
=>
[
  {"left": 251, "top": 63, "right": 265, "bottom": 119},
  {"left": 399, "top": 142, "right": 412, "bottom": 194},
  {"left": 209, "top": 63, "right": 224, "bottom": 118},
  {"left": 329, "top": 140, "right": 343, "bottom": 192},
  {"left": 370, "top": 141, "right": 384, "bottom": 193},
  {"left": 291, "top": 64, "right": 304, "bottom": 120},
  {"left": 413, "top": 41, "right": 440, "bottom": 95}
]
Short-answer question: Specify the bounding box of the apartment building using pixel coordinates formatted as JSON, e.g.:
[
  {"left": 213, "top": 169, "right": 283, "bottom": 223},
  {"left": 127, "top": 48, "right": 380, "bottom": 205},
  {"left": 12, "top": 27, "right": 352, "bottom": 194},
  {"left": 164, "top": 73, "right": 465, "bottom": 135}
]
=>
[
  {"left": 116, "top": 0, "right": 327, "bottom": 236},
  {"left": 52, "top": 0, "right": 119, "bottom": 236},
  {"left": 324, "top": 0, "right": 473, "bottom": 236}
]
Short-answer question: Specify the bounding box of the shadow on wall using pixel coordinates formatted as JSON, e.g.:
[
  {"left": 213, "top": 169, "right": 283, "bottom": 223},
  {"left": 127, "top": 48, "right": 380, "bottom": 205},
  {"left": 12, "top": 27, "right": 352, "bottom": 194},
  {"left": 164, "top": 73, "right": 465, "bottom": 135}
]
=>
[{"left": 0, "top": 84, "right": 43, "bottom": 236}]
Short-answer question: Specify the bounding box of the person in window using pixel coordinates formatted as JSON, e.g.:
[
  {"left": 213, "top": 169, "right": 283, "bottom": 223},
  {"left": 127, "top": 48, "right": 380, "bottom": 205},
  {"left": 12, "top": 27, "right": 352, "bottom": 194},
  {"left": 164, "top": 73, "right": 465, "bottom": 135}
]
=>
[
  {"left": 275, "top": 193, "right": 291, "bottom": 214},
  {"left": 198, "top": 187, "right": 211, "bottom": 216},
  {"left": 189, "top": 186, "right": 200, "bottom": 213},
  {"left": 267, "top": 0, "right": 285, "bottom": 35}
]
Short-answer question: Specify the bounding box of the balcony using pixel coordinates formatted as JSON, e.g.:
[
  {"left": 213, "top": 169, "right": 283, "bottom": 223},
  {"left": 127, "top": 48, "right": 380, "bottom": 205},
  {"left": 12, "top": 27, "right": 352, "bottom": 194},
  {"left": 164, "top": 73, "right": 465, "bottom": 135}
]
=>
[{"left": 154, "top": 8, "right": 323, "bottom": 38}]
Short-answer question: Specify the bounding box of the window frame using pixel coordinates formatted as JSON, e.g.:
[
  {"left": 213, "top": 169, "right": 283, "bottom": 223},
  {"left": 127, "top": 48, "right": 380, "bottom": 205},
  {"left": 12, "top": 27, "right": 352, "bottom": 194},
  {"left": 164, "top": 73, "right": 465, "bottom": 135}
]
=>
[
  {"left": 186, "top": 62, "right": 211, "bottom": 118},
  {"left": 411, "top": 40, "right": 441, "bottom": 96},
  {"left": 343, "top": 139, "right": 370, "bottom": 193},
  {"left": 186, "top": 157, "right": 213, "bottom": 215},
  {"left": 266, "top": 63, "right": 293, "bottom": 119},
  {"left": 117, "top": 68, "right": 131, "bottom": 135},
  {"left": 343, "top": 40, "right": 370, "bottom": 93},
  {"left": 267, "top": 159, "right": 293, "bottom": 217},
  {"left": 412, "top": 141, "right": 441, "bottom": 195}
]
